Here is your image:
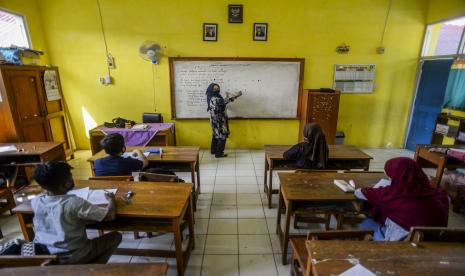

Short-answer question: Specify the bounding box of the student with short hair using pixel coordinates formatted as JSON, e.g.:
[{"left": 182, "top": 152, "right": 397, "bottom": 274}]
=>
[
  {"left": 31, "top": 161, "right": 121, "bottom": 264},
  {"left": 93, "top": 133, "right": 148, "bottom": 176}
]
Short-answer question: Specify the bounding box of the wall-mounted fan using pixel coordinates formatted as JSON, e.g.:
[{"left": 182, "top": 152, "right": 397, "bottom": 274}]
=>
[{"left": 139, "top": 41, "right": 163, "bottom": 64}]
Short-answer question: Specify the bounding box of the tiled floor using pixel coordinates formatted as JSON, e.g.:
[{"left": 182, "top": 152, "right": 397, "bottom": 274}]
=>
[{"left": 1, "top": 148, "right": 465, "bottom": 275}]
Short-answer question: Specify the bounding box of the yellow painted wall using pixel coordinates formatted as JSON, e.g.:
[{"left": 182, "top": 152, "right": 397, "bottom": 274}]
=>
[
  {"left": 16, "top": 0, "right": 428, "bottom": 149},
  {"left": 427, "top": 0, "right": 465, "bottom": 23},
  {"left": 0, "top": 0, "right": 49, "bottom": 64}
]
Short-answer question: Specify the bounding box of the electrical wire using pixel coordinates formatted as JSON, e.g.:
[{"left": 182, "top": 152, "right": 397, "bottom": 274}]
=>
[
  {"left": 96, "top": 0, "right": 110, "bottom": 76},
  {"left": 380, "top": 0, "right": 392, "bottom": 46},
  {"left": 152, "top": 64, "right": 157, "bottom": 111}
]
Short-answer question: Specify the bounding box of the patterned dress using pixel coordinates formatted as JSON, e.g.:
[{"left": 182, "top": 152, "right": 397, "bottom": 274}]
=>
[{"left": 209, "top": 96, "right": 232, "bottom": 140}]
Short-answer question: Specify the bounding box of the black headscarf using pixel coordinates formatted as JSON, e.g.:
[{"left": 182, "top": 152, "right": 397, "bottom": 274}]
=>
[
  {"left": 206, "top": 83, "right": 223, "bottom": 111},
  {"left": 301, "top": 123, "right": 328, "bottom": 168}
]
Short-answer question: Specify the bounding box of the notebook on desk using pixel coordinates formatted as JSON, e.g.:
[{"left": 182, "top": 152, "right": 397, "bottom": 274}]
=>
[{"left": 333, "top": 179, "right": 355, "bottom": 193}]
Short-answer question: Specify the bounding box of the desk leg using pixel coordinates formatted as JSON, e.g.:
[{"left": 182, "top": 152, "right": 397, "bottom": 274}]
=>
[
  {"left": 190, "top": 163, "right": 197, "bottom": 212},
  {"left": 264, "top": 159, "right": 268, "bottom": 193},
  {"left": 282, "top": 200, "right": 292, "bottom": 265},
  {"left": 196, "top": 154, "right": 201, "bottom": 194},
  {"left": 268, "top": 161, "right": 273, "bottom": 209},
  {"left": 173, "top": 218, "right": 185, "bottom": 276},
  {"left": 363, "top": 160, "right": 370, "bottom": 171},
  {"left": 276, "top": 187, "right": 283, "bottom": 234},
  {"left": 434, "top": 156, "right": 446, "bottom": 189},
  {"left": 16, "top": 213, "right": 34, "bottom": 241}
]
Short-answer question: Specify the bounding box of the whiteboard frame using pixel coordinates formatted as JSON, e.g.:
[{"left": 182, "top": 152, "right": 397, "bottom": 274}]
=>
[{"left": 169, "top": 57, "right": 305, "bottom": 119}]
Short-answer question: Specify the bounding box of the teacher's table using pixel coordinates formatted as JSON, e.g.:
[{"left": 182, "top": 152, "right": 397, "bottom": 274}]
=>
[
  {"left": 12, "top": 180, "right": 194, "bottom": 276},
  {"left": 264, "top": 144, "right": 373, "bottom": 208},
  {"left": 89, "top": 123, "right": 176, "bottom": 155}
]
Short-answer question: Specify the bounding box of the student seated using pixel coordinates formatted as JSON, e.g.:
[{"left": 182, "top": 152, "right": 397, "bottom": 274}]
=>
[
  {"left": 355, "top": 157, "right": 449, "bottom": 241},
  {"left": 93, "top": 133, "right": 148, "bottom": 176},
  {"left": 283, "top": 123, "right": 328, "bottom": 169},
  {"left": 31, "top": 161, "right": 122, "bottom": 264}
]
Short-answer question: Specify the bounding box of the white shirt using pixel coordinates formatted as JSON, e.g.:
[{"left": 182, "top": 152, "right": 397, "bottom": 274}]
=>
[{"left": 31, "top": 194, "right": 108, "bottom": 254}]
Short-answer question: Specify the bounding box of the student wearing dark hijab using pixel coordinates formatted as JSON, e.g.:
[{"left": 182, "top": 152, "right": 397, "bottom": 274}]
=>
[
  {"left": 355, "top": 157, "right": 449, "bottom": 241},
  {"left": 283, "top": 123, "right": 329, "bottom": 168},
  {"left": 206, "top": 83, "right": 242, "bottom": 158}
]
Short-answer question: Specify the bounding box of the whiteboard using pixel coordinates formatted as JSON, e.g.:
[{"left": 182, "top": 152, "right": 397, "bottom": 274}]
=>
[{"left": 170, "top": 58, "right": 304, "bottom": 119}]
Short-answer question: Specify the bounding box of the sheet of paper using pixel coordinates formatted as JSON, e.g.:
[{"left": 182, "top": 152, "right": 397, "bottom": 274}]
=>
[
  {"left": 67, "top": 187, "right": 89, "bottom": 200},
  {"left": 374, "top": 179, "right": 391, "bottom": 188},
  {"left": 0, "top": 145, "right": 17, "bottom": 153},
  {"left": 338, "top": 264, "right": 376, "bottom": 276},
  {"left": 122, "top": 152, "right": 150, "bottom": 158},
  {"left": 87, "top": 189, "right": 117, "bottom": 205}
]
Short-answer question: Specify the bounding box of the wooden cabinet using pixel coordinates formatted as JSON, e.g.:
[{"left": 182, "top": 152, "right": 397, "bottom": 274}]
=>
[
  {"left": 299, "top": 89, "right": 340, "bottom": 144},
  {"left": 0, "top": 65, "right": 73, "bottom": 157}
]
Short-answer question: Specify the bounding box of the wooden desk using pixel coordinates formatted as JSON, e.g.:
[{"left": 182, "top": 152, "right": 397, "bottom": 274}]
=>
[
  {"left": 88, "top": 146, "right": 200, "bottom": 210},
  {"left": 89, "top": 124, "right": 176, "bottom": 155},
  {"left": 12, "top": 180, "right": 194, "bottom": 276},
  {"left": 277, "top": 171, "right": 386, "bottom": 265},
  {"left": 264, "top": 144, "right": 373, "bottom": 208},
  {"left": 414, "top": 144, "right": 465, "bottom": 188},
  {"left": 306, "top": 240, "right": 465, "bottom": 276},
  {"left": 0, "top": 142, "right": 66, "bottom": 190},
  {"left": 0, "top": 263, "right": 168, "bottom": 276}
]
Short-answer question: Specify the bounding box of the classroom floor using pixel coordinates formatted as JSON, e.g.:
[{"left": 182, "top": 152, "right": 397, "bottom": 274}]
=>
[{"left": 1, "top": 148, "right": 465, "bottom": 276}]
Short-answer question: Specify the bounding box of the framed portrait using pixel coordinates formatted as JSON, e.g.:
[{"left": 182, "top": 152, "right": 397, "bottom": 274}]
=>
[
  {"left": 253, "top": 23, "right": 268, "bottom": 41},
  {"left": 228, "top": 5, "right": 243, "bottom": 23},
  {"left": 203, "top": 23, "right": 217, "bottom": 41}
]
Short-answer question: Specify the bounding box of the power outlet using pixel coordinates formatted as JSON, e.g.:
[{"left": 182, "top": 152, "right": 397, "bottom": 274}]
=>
[{"left": 107, "top": 54, "right": 115, "bottom": 69}]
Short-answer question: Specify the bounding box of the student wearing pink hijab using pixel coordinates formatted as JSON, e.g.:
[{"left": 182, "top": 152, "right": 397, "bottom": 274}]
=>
[{"left": 355, "top": 157, "right": 449, "bottom": 241}]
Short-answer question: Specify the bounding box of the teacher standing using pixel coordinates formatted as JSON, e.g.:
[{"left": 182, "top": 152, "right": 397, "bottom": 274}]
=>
[{"left": 206, "top": 83, "right": 242, "bottom": 158}]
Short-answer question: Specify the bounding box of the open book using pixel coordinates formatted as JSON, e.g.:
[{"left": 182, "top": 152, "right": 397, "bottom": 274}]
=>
[{"left": 68, "top": 187, "right": 117, "bottom": 205}]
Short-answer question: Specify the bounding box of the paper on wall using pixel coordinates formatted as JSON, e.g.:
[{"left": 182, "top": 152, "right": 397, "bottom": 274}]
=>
[{"left": 44, "top": 70, "right": 61, "bottom": 101}]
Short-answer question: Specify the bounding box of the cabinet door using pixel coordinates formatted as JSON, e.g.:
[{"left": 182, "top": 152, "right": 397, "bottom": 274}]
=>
[{"left": 4, "top": 70, "right": 51, "bottom": 141}]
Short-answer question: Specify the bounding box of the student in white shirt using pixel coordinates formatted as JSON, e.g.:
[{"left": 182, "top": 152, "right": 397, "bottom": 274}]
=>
[{"left": 31, "top": 161, "right": 121, "bottom": 264}]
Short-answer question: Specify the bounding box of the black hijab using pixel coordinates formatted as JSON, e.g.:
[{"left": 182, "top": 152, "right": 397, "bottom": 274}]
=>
[
  {"left": 206, "top": 83, "right": 223, "bottom": 111},
  {"left": 301, "top": 123, "right": 328, "bottom": 168}
]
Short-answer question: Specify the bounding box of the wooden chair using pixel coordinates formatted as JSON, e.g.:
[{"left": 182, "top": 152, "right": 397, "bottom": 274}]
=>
[
  {"left": 0, "top": 255, "right": 57, "bottom": 268},
  {"left": 88, "top": 175, "right": 134, "bottom": 181},
  {"left": 292, "top": 170, "right": 339, "bottom": 230},
  {"left": 290, "top": 230, "right": 373, "bottom": 276},
  {"left": 408, "top": 227, "right": 465, "bottom": 244},
  {"left": 137, "top": 172, "right": 180, "bottom": 182}
]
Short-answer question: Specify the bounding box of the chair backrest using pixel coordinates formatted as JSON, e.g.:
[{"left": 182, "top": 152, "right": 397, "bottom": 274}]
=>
[
  {"left": 142, "top": 113, "right": 163, "bottom": 123},
  {"left": 408, "top": 227, "right": 465, "bottom": 243},
  {"left": 307, "top": 230, "right": 374, "bottom": 241},
  {"left": 89, "top": 176, "right": 134, "bottom": 181},
  {"left": 295, "top": 169, "right": 339, "bottom": 173},
  {"left": 0, "top": 255, "right": 57, "bottom": 268},
  {"left": 138, "top": 172, "right": 180, "bottom": 182}
]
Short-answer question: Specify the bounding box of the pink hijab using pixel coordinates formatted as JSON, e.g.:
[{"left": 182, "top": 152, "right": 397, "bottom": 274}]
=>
[{"left": 361, "top": 157, "right": 449, "bottom": 230}]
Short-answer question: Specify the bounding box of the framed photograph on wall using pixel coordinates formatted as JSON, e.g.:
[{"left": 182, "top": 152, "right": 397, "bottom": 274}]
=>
[
  {"left": 253, "top": 23, "right": 268, "bottom": 41},
  {"left": 228, "top": 5, "right": 243, "bottom": 23},
  {"left": 203, "top": 23, "right": 218, "bottom": 41}
]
